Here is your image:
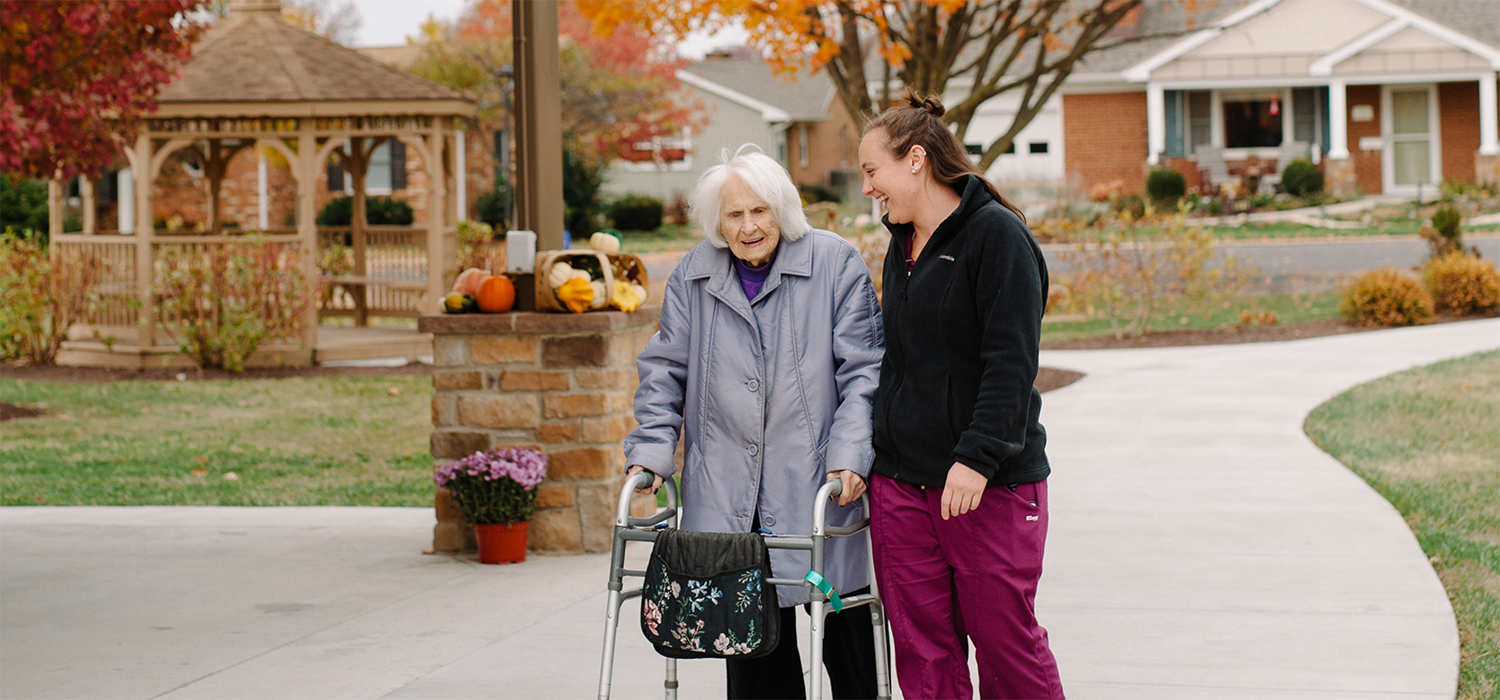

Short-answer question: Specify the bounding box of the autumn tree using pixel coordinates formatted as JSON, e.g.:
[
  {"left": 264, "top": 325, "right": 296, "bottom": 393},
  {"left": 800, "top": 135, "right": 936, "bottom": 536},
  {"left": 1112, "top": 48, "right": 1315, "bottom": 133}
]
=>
[
  {"left": 1, "top": 1, "right": 205, "bottom": 180},
  {"left": 409, "top": 0, "right": 703, "bottom": 232},
  {"left": 581, "top": 0, "right": 1164, "bottom": 170}
]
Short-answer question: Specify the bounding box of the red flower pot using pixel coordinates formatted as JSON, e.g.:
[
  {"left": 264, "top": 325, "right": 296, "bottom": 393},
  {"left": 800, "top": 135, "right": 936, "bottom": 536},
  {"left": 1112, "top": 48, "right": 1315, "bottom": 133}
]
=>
[{"left": 474, "top": 522, "right": 528, "bottom": 564}]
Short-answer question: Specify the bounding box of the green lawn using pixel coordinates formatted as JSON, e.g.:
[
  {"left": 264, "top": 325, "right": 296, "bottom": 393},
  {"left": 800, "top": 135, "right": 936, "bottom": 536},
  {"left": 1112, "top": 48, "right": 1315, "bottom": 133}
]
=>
[
  {"left": 0, "top": 375, "right": 435, "bottom": 506},
  {"left": 1305, "top": 350, "right": 1500, "bottom": 700},
  {"left": 619, "top": 224, "right": 702, "bottom": 254},
  {"left": 1041, "top": 290, "right": 1343, "bottom": 344}
]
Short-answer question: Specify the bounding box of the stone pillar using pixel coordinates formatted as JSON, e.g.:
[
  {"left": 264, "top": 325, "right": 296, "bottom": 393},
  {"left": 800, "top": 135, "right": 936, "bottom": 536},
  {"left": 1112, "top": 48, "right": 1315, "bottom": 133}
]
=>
[{"left": 418, "top": 309, "right": 660, "bottom": 554}]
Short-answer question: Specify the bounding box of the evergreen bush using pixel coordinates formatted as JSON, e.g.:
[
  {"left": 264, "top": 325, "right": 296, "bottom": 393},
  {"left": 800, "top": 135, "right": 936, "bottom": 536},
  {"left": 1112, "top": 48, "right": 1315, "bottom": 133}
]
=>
[
  {"left": 1280, "top": 159, "right": 1324, "bottom": 197},
  {"left": 314, "top": 196, "right": 415, "bottom": 226},
  {"left": 1145, "top": 169, "right": 1186, "bottom": 204},
  {"left": 609, "top": 194, "right": 665, "bottom": 232}
]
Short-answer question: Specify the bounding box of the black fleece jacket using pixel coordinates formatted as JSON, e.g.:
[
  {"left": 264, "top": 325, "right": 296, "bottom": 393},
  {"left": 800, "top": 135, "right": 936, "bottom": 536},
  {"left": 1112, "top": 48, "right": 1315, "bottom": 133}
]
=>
[{"left": 871, "top": 175, "right": 1050, "bottom": 488}]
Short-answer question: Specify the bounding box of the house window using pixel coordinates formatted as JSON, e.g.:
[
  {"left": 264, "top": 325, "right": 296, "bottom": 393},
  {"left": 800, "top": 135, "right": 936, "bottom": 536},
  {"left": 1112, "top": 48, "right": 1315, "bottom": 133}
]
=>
[
  {"left": 798, "top": 125, "right": 809, "bottom": 168},
  {"left": 965, "top": 143, "right": 983, "bottom": 155},
  {"left": 618, "top": 129, "right": 693, "bottom": 172},
  {"left": 1000, "top": 141, "right": 1016, "bottom": 155},
  {"left": 1028, "top": 142, "right": 1049, "bottom": 154},
  {"left": 1222, "top": 97, "right": 1283, "bottom": 148}
]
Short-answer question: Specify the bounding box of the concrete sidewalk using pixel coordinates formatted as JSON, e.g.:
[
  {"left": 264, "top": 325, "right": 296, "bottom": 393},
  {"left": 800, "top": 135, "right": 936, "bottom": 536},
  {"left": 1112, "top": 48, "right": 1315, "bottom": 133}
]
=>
[{"left": 3, "top": 318, "right": 1498, "bottom": 699}]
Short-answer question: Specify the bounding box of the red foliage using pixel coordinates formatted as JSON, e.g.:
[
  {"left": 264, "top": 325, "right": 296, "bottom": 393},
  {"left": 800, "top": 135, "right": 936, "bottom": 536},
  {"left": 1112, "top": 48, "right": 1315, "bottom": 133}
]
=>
[{"left": 1, "top": 1, "right": 205, "bottom": 180}]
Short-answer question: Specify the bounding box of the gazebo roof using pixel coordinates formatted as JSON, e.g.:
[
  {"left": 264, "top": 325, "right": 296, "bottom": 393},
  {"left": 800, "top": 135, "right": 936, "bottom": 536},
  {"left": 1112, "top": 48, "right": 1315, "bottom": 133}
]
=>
[{"left": 154, "top": 4, "right": 470, "bottom": 118}]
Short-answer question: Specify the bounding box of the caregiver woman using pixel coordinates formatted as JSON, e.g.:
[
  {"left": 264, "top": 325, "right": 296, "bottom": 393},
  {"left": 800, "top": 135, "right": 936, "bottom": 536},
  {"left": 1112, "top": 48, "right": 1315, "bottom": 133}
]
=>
[
  {"left": 861, "top": 93, "right": 1063, "bottom": 700},
  {"left": 624, "top": 147, "right": 884, "bottom": 700}
]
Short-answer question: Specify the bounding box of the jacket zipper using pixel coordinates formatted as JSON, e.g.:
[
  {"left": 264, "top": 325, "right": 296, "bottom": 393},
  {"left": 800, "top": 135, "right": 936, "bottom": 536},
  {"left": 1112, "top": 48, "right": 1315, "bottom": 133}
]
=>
[{"left": 884, "top": 238, "right": 911, "bottom": 481}]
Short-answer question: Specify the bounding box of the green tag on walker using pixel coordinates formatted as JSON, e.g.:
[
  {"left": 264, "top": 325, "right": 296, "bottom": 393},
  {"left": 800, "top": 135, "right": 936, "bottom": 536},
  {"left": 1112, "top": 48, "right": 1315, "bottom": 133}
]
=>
[{"left": 803, "top": 571, "right": 844, "bottom": 612}]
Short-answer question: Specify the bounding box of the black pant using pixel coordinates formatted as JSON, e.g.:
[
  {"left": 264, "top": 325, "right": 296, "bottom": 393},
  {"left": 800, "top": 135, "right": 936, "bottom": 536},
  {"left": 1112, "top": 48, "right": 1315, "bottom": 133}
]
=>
[{"left": 724, "top": 587, "right": 878, "bottom": 700}]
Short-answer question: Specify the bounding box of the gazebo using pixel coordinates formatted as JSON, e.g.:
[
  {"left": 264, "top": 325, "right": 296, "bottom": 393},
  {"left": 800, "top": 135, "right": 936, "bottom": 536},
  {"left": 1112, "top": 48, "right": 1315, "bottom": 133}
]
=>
[{"left": 49, "top": 0, "right": 473, "bottom": 368}]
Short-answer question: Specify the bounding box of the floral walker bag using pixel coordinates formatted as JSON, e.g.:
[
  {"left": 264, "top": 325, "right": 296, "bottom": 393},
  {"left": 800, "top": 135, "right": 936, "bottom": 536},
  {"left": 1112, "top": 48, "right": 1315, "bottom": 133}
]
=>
[{"left": 640, "top": 529, "right": 781, "bottom": 659}]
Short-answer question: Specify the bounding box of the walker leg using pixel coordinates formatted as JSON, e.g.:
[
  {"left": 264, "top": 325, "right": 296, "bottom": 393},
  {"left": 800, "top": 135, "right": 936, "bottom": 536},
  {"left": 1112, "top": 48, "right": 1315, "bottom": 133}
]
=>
[
  {"left": 597, "top": 589, "right": 626, "bottom": 700},
  {"left": 665, "top": 657, "right": 678, "bottom": 700},
  {"left": 869, "top": 600, "right": 892, "bottom": 700},
  {"left": 808, "top": 599, "right": 827, "bottom": 700}
]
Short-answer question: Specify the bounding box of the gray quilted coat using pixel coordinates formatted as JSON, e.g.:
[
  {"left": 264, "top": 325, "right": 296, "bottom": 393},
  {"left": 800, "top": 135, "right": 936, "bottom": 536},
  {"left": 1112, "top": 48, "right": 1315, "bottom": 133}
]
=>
[{"left": 624, "top": 229, "right": 884, "bottom": 606}]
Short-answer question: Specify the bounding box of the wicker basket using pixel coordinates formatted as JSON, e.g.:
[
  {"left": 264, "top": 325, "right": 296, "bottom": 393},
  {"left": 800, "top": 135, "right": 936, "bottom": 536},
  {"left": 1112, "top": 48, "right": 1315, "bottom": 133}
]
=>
[{"left": 534, "top": 251, "right": 650, "bottom": 313}]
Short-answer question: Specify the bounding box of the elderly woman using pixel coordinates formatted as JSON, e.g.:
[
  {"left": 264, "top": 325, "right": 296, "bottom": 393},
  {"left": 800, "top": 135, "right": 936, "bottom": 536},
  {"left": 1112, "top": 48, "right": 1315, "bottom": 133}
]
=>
[{"left": 624, "top": 146, "right": 884, "bottom": 700}]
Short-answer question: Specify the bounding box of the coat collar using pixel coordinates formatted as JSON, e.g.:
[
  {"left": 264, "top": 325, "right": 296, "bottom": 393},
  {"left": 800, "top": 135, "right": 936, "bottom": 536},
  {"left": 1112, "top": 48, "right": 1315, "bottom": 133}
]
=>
[
  {"left": 683, "top": 229, "right": 817, "bottom": 323},
  {"left": 881, "top": 175, "right": 992, "bottom": 249}
]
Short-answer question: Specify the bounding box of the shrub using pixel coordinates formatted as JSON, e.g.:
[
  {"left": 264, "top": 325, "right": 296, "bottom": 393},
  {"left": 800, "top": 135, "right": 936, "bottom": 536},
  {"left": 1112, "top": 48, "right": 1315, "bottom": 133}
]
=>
[
  {"left": 155, "top": 238, "right": 308, "bottom": 372},
  {"left": 563, "top": 148, "right": 606, "bottom": 237},
  {"left": 608, "top": 194, "right": 665, "bottom": 232},
  {"left": 475, "top": 175, "right": 510, "bottom": 228},
  {"left": 0, "top": 176, "right": 49, "bottom": 234},
  {"left": 1145, "top": 169, "right": 1186, "bottom": 204},
  {"left": 1280, "top": 159, "right": 1324, "bottom": 197},
  {"left": 1110, "top": 193, "right": 1146, "bottom": 220},
  {"left": 314, "top": 195, "right": 415, "bottom": 226},
  {"left": 1339, "top": 268, "right": 1434, "bottom": 327},
  {"left": 1422, "top": 253, "right": 1500, "bottom": 316},
  {"left": 0, "top": 232, "right": 101, "bottom": 364}
]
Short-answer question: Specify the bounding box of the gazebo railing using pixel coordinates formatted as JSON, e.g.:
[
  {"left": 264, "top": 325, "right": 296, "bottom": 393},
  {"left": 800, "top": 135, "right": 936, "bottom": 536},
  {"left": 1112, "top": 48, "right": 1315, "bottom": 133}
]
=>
[{"left": 316, "top": 225, "right": 430, "bottom": 321}]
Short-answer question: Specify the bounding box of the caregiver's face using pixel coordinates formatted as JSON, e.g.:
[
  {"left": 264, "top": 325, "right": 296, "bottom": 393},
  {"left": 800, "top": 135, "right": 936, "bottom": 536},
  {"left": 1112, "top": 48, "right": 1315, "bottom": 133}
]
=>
[{"left": 719, "top": 175, "right": 781, "bottom": 268}]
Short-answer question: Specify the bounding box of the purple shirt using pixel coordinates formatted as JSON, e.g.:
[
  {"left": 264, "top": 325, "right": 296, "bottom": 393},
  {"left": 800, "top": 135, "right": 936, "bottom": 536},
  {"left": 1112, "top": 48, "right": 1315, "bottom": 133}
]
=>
[{"left": 735, "top": 251, "right": 776, "bottom": 301}]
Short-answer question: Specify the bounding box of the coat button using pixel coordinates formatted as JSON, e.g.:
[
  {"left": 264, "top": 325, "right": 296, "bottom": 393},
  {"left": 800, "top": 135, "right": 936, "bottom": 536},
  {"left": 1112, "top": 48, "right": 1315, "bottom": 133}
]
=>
[
  {"left": 747, "top": 379, "right": 759, "bottom": 392},
  {"left": 763, "top": 514, "right": 776, "bottom": 527},
  {"left": 747, "top": 444, "right": 758, "bottom": 456}
]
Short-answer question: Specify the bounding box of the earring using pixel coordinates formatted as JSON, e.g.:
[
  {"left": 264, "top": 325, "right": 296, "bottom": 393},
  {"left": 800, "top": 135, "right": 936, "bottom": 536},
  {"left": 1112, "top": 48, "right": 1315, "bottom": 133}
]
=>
[{"left": 911, "top": 166, "right": 918, "bottom": 174}]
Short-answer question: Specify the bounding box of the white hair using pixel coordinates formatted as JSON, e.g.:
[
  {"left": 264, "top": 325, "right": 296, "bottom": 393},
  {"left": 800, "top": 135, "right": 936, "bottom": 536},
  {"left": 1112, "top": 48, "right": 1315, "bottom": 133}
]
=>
[{"left": 689, "top": 144, "right": 810, "bottom": 248}]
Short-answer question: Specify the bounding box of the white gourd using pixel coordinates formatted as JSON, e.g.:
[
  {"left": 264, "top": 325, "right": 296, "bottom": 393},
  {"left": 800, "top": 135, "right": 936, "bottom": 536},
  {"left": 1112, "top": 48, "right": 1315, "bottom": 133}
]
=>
[
  {"left": 548, "top": 262, "right": 577, "bottom": 289},
  {"left": 588, "top": 280, "right": 609, "bottom": 309}
]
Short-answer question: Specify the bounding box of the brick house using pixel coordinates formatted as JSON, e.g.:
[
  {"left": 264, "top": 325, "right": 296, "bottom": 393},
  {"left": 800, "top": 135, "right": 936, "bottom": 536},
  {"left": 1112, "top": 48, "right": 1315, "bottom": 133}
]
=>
[
  {"left": 602, "top": 52, "right": 863, "bottom": 205},
  {"left": 1055, "top": 0, "right": 1500, "bottom": 198}
]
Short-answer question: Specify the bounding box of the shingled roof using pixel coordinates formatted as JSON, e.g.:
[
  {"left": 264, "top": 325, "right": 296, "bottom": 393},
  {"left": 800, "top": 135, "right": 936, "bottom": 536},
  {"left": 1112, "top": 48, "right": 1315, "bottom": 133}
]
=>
[
  {"left": 680, "top": 56, "right": 836, "bottom": 122},
  {"left": 156, "top": 5, "right": 465, "bottom": 107}
]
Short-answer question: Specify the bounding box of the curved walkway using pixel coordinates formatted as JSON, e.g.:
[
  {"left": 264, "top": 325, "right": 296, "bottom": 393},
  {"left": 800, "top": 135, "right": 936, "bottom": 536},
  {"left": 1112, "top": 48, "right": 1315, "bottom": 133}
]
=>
[
  {"left": 1037, "top": 317, "right": 1500, "bottom": 699},
  {"left": 2, "top": 318, "right": 1497, "bottom": 699}
]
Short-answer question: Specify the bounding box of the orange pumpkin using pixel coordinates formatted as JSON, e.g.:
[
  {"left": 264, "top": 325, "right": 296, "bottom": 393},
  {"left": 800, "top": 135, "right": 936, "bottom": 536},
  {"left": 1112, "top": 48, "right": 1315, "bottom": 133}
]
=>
[
  {"left": 454, "top": 268, "right": 491, "bottom": 297},
  {"left": 476, "top": 275, "right": 516, "bottom": 313}
]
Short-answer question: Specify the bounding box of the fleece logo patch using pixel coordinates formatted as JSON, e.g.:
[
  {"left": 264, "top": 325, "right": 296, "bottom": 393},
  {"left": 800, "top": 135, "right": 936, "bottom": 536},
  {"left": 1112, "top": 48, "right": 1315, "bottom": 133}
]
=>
[{"left": 939, "top": 255, "right": 956, "bottom": 261}]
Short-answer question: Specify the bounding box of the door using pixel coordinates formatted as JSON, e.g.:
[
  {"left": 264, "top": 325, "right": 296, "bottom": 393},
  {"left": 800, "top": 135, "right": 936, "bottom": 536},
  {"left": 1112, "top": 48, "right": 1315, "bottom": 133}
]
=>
[{"left": 1385, "top": 86, "right": 1440, "bottom": 192}]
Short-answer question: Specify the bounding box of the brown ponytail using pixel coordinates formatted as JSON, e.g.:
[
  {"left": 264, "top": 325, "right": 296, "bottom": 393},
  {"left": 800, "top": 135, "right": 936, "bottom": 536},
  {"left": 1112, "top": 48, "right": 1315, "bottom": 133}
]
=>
[{"left": 863, "top": 91, "right": 1025, "bottom": 223}]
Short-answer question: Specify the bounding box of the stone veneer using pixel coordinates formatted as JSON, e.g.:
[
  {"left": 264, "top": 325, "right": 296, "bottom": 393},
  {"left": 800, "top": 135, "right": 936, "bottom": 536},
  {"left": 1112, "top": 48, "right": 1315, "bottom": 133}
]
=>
[{"left": 417, "top": 309, "right": 660, "bottom": 554}]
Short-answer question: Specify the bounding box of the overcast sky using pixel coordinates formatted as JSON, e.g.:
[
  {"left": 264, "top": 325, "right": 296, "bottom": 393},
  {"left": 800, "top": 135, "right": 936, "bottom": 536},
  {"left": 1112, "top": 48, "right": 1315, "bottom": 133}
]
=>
[{"left": 347, "top": 0, "right": 748, "bottom": 58}]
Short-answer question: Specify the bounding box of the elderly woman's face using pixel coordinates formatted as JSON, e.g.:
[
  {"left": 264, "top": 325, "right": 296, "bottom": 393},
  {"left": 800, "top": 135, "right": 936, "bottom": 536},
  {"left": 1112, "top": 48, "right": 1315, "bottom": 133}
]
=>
[{"left": 719, "top": 175, "right": 781, "bottom": 268}]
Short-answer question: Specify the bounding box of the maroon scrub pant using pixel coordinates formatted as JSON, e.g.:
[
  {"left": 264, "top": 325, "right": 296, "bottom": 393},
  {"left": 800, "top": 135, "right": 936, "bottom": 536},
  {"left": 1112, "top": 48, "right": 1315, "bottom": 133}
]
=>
[{"left": 869, "top": 474, "right": 1063, "bottom": 700}]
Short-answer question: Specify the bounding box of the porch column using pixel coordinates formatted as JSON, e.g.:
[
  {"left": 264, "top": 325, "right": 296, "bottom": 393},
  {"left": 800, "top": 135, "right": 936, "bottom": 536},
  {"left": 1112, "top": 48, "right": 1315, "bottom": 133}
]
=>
[
  {"left": 1327, "top": 79, "right": 1350, "bottom": 159},
  {"left": 1147, "top": 82, "right": 1166, "bottom": 166},
  {"left": 118, "top": 168, "right": 135, "bottom": 234},
  {"left": 133, "top": 134, "right": 154, "bottom": 350},
  {"left": 1479, "top": 73, "right": 1499, "bottom": 156},
  {"left": 455, "top": 128, "right": 467, "bottom": 222},
  {"left": 513, "top": 0, "right": 565, "bottom": 250},
  {"left": 257, "top": 151, "right": 270, "bottom": 230}
]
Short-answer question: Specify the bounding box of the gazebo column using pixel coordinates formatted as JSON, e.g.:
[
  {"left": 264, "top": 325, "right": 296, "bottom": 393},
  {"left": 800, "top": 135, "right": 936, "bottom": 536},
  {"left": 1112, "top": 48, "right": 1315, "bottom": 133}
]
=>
[
  {"left": 422, "top": 127, "right": 448, "bottom": 315},
  {"left": 296, "top": 128, "right": 320, "bottom": 356},
  {"left": 47, "top": 179, "right": 64, "bottom": 239},
  {"left": 80, "top": 176, "right": 96, "bottom": 234},
  {"left": 132, "top": 134, "right": 155, "bottom": 351},
  {"left": 340, "top": 138, "right": 379, "bottom": 326}
]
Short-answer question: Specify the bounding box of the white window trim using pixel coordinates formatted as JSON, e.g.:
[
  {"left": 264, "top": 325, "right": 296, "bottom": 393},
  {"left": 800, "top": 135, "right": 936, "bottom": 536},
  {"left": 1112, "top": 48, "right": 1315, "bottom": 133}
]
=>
[
  {"left": 798, "top": 124, "right": 809, "bottom": 169},
  {"left": 1380, "top": 83, "right": 1442, "bottom": 195}
]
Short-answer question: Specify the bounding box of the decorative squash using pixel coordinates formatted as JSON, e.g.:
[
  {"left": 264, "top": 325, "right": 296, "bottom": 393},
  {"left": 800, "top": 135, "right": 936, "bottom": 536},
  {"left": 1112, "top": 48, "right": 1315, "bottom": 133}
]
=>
[
  {"left": 556, "top": 277, "right": 593, "bottom": 313},
  {"left": 610, "top": 281, "right": 642, "bottom": 312},
  {"left": 476, "top": 275, "right": 516, "bottom": 313},
  {"left": 454, "top": 268, "right": 492, "bottom": 297}
]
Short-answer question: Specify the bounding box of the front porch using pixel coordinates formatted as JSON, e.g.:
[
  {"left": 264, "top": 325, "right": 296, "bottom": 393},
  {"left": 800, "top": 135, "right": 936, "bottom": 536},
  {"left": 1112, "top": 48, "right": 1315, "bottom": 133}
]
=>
[{"left": 1134, "top": 0, "right": 1500, "bottom": 197}]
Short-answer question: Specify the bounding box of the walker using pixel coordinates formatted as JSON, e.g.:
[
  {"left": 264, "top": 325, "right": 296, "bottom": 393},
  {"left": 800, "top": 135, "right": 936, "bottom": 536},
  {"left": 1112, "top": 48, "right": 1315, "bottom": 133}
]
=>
[{"left": 597, "top": 471, "right": 893, "bottom": 700}]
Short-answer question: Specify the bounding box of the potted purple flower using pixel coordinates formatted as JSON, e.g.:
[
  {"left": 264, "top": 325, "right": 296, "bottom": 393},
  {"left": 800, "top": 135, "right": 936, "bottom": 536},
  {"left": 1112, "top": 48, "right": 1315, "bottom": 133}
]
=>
[{"left": 434, "top": 447, "right": 548, "bottom": 564}]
